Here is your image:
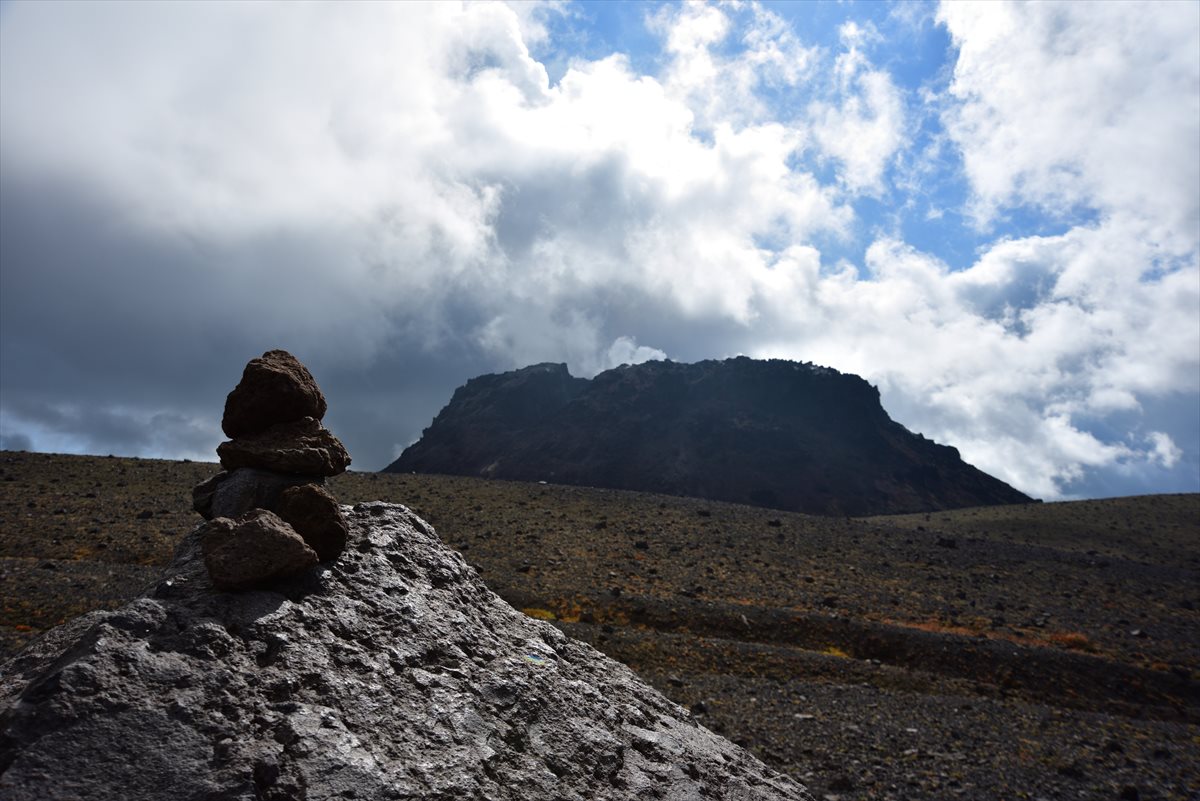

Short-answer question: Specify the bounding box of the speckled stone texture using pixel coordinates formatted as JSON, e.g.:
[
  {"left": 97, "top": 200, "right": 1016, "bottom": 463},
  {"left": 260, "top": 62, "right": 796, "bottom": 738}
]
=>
[{"left": 0, "top": 503, "right": 813, "bottom": 801}]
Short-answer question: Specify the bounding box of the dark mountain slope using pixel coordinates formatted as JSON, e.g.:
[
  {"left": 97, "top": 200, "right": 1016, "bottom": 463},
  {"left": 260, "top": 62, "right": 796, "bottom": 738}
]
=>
[{"left": 386, "top": 357, "right": 1032, "bottom": 515}]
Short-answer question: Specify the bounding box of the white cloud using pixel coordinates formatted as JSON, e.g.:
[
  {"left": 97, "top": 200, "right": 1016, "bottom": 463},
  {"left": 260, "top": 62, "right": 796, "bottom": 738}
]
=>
[
  {"left": 0, "top": 0, "right": 1195, "bottom": 497},
  {"left": 746, "top": 217, "right": 1199, "bottom": 498},
  {"left": 0, "top": 0, "right": 847, "bottom": 354},
  {"left": 809, "top": 21, "right": 905, "bottom": 195},
  {"left": 502, "top": 0, "right": 568, "bottom": 48},
  {"left": 649, "top": 1, "right": 817, "bottom": 129},
  {"left": 605, "top": 336, "right": 667, "bottom": 370},
  {"left": 938, "top": 0, "right": 1200, "bottom": 249},
  {"left": 1148, "top": 432, "right": 1184, "bottom": 470},
  {"left": 887, "top": 0, "right": 1200, "bottom": 494}
]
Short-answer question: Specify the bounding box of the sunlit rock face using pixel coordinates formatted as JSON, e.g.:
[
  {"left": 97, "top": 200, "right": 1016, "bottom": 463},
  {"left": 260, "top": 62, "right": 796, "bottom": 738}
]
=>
[
  {"left": 0, "top": 503, "right": 813, "bottom": 801},
  {"left": 387, "top": 357, "right": 1034, "bottom": 516}
]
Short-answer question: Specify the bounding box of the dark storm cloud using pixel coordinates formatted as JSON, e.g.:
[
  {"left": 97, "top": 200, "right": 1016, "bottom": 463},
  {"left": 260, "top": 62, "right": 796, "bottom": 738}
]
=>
[
  {"left": 0, "top": 157, "right": 750, "bottom": 469},
  {"left": 0, "top": 432, "right": 32, "bottom": 452},
  {"left": 0, "top": 164, "right": 499, "bottom": 469},
  {"left": 1, "top": 174, "right": 227, "bottom": 458}
]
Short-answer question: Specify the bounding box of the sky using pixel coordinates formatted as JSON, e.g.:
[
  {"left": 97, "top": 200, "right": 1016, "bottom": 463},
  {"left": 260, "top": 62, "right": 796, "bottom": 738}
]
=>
[{"left": 1, "top": 0, "right": 1197, "bottom": 502}]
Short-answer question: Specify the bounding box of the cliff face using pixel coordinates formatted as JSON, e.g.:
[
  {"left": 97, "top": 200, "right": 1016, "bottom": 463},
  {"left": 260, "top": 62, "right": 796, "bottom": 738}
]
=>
[
  {"left": 0, "top": 502, "right": 811, "bottom": 801},
  {"left": 387, "top": 358, "right": 1033, "bottom": 516}
]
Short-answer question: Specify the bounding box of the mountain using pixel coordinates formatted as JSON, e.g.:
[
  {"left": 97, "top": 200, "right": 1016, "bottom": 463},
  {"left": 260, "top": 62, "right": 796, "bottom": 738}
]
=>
[
  {"left": 0, "top": 501, "right": 812, "bottom": 801},
  {"left": 385, "top": 357, "right": 1033, "bottom": 516}
]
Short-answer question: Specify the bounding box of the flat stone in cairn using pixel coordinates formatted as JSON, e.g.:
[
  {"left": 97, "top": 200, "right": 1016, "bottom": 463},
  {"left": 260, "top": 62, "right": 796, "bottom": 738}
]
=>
[{"left": 216, "top": 417, "right": 351, "bottom": 476}]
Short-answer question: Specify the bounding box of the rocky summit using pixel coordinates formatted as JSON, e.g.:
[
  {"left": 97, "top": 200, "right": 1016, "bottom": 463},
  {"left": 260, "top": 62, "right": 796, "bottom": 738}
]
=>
[
  {"left": 0, "top": 502, "right": 813, "bottom": 801},
  {"left": 387, "top": 357, "right": 1034, "bottom": 516},
  {"left": 194, "top": 350, "right": 351, "bottom": 588}
]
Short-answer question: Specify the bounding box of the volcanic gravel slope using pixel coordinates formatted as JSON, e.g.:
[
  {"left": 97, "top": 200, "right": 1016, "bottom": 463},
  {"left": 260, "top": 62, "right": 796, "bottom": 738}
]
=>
[{"left": 1, "top": 451, "right": 1197, "bottom": 800}]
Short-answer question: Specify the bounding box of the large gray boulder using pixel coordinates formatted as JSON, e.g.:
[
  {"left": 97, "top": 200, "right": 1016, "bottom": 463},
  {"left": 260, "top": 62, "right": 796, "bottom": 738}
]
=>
[{"left": 0, "top": 503, "right": 813, "bottom": 801}]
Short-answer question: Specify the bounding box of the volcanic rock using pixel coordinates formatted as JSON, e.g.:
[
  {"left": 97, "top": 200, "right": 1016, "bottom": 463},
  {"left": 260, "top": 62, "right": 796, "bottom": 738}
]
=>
[
  {"left": 193, "top": 351, "right": 350, "bottom": 589},
  {"left": 192, "top": 468, "right": 321, "bottom": 521},
  {"left": 275, "top": 483, "right": 348, "bottom": 561},
  {"left": 198, "top": 509, "right": 319, "bottom": 591},
  {"left": 0, "top": 503, "right": 813, "bottom": 801},
  {"left": 216, "top": 417, "right": 350, "bottom": 477},
  {"left": 387, "top": 357, "right": 1034, "bottom": 516},
  {"left": 222, "top": 349, "right": 327, "bottom": 438}
]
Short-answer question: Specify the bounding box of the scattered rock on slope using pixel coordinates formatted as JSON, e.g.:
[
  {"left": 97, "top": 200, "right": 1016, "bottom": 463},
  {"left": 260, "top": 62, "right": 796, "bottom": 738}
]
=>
[{"left": 0, "top": 502, "right": 813, "bottom": 801}]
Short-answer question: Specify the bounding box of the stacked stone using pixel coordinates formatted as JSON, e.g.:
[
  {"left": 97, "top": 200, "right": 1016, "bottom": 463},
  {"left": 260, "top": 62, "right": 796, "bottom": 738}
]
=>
[{"left": 191, "top": 350, "right": 351, "bottom": 590}]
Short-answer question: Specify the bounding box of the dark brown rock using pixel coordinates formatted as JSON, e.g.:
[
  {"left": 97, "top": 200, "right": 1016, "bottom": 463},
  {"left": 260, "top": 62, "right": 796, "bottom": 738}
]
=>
[
  {"left": 221, "top": 349, "right": 328, "bottom": 439},
  {"left": 198, "top": 509, "right": 318, "bottom": 591},
  {"left": 191, "top": 469, "right": 324, "bottom": 521},
  {"left": 190, "top": 472, "right": 225, "bottom": 519},
  {"left": 217, "top": 417, "right": 350, "bottom": 476},
  {"left": 276, "top": 483, "right": 348, "bottom": 561}
]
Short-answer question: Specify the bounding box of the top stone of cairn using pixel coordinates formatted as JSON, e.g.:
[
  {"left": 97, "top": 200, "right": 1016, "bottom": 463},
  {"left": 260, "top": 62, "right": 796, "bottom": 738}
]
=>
[{"left": 221, "top": 349, "right": 328, "bottom": 438}]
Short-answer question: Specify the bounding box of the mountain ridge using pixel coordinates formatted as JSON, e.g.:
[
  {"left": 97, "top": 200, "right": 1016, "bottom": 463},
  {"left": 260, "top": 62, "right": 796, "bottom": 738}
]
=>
[{"left": 386, "top": 357, "right": 1033, "bottom": 516}]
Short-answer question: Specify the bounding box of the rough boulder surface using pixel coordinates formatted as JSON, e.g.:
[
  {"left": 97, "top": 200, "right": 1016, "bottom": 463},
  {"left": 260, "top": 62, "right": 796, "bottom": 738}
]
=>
[
  {"left": 222, "top": 349, "right": 328, "bottom": 439},
  {"left": 0, "top": 503, "right": 813, "bottom": 801}
]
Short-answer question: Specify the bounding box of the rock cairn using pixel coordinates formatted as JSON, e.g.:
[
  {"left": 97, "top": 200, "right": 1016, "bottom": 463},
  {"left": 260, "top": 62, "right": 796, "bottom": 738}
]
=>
[{"left": 191, "top": 349, "right": 351, "bottom": 589}]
